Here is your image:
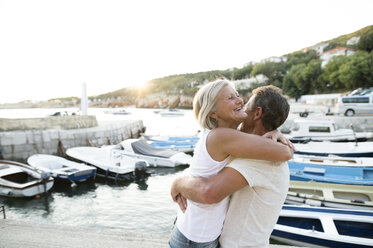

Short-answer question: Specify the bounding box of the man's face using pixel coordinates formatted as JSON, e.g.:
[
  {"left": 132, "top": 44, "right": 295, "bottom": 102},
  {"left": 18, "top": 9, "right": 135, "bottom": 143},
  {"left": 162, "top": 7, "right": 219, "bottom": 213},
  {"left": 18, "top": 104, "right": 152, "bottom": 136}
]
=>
[{"left": 243, "top": 94, "right": 256, "bottom": 126}]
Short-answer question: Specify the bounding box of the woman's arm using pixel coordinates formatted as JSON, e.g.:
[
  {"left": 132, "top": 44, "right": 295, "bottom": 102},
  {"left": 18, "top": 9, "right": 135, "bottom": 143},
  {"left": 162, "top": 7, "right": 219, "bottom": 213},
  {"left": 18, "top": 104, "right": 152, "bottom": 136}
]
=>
[{"left": 207, "top": 128, "right": 293, "bottom": 162}]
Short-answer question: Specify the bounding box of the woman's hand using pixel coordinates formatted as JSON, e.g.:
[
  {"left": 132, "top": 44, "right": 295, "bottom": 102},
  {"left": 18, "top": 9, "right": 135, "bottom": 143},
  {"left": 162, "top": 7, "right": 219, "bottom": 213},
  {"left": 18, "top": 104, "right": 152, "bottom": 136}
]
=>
[{"left": 263, "top": 129, "right": 296, "bottom": 152}]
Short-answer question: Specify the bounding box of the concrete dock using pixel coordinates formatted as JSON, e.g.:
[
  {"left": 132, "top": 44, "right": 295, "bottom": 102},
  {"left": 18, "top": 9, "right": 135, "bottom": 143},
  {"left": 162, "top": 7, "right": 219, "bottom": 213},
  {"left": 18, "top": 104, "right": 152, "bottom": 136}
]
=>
[{"left": 0, "top": 219, "right": 301, "bottom": 248}]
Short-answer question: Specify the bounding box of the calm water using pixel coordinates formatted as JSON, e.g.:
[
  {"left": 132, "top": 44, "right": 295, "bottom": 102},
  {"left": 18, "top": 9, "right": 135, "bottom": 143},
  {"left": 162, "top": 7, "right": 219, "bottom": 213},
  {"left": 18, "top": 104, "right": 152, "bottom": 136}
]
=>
[{"left": 0, "top": 107, "right": 199, "bottom": 234}]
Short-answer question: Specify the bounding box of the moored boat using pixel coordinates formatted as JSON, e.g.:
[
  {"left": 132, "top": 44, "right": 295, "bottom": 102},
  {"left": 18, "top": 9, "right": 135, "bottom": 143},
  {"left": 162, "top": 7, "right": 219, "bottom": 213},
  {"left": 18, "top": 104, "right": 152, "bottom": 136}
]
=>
[
  {"left": 66, "top": 146, "right": 150, "bottom": 181},
  {"left": 271, "top": 205, "right": 373, "bottom": 248},
  {"left": 109, "top": 139, "right": 192, "bottom": 167},
  {"left": 294, "top": 141, "right": 373, "bottom": 158},
  {"left": 27, "top": 154, "right": 96, "bottom": 184},
  {"left": 286, "top": 181, "right": 373, "bottom": 210},
  {"left": 288, "top": 160, "right": 373, "bottom": 185},
  {"left": 285, "top": 119, "right": 373, "bottom": 143},
  {"left": 158, "top": 109, "right": 184, "bottom": 117},
  {"left": 0, "top": 160, "right": 54, "bottom": 197},
  {"left": 292, "top": 154, "right": 373, "bottom": 167}
]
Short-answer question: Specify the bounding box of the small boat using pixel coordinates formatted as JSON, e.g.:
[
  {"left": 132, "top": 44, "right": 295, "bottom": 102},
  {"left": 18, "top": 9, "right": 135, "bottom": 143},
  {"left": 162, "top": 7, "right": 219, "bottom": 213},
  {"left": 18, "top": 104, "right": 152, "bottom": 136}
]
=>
[
  {"left": 66, "top": 146, "right": 150, "bottom": 181},
  {"left": 143, "top": 135, "right": 200, "bottom": 143},
  {"left": 271, "top": 205, "right": 373, "bottom": 248},
  {"left": 108, "top": 139, "right": 192, "bottom": 167},
  {"left": 292, "top": 154, "right": 373, "bottom": 167},
  {"left": 112, "top": 109, "right": 131, "bottom": 115},
  {"left": 0, "top": 160, "right": 54, "bottom": 197},
  {"left": 285, "top": 119, "right": 373, "bottom": 143},
  {"left": 286, "top": 181, "right": 373, "bottom": 210},
  {"left": 294, "top": 141, "right": 373, "bottom": 158},
  {"left": 288, "top": 160, "right": 373, "bottom": 185},
  {"left": 27, "top": 154, "right": 96, "bottom": 183},
  {"left": 158, "top": 109, "right": 184, "bottom": 117}
]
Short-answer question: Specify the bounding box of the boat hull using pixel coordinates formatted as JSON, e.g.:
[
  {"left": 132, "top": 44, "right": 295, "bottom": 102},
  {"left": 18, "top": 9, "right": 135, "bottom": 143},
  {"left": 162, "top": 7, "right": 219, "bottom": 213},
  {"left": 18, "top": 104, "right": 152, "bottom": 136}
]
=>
[{"left": 271, "top": 205, "right": 373, "bottom": 248}]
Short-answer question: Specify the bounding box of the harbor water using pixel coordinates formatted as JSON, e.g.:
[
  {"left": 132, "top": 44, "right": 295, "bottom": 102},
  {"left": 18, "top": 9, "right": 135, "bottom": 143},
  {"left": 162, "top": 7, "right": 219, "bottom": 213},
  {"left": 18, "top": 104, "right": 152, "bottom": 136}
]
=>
[{"left": 0, "top": 107, "right": 199, "bottom": 234}]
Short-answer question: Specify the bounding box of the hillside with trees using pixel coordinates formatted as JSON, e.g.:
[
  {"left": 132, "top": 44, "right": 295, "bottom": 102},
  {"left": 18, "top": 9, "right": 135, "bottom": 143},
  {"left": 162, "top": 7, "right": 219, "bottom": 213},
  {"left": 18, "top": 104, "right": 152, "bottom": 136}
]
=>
[{"left": 20, "top": 24, "right": 371, "bottom": 109}]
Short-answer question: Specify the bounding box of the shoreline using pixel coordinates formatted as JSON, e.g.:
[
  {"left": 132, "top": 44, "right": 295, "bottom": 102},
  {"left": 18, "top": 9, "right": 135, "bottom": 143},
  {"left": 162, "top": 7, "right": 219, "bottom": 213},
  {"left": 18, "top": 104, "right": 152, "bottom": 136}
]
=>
[{"left": 0, "top": 219, "right": 302, "bottom": 248}]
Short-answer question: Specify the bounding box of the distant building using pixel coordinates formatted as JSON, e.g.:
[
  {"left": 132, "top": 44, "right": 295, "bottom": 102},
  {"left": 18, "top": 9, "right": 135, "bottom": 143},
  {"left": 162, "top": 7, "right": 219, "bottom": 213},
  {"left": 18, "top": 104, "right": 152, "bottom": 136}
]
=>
[
  {"left": 260, "top": 56, "right": 287, "bottom": 63},
  {"left": 232, "top": 74, "right": 268, "bottom": 90},
  {"left": 300, "top": 93, "right": 341, "bottom": 105},
  {"left": 346, "top": 36, "right": 360, "bottom": 45},
  {"left": 306, "top": 42, "right": 329, "bottom": 55},
  {"left": 320, "top": 46, "right": 355, "bottom": 67}
]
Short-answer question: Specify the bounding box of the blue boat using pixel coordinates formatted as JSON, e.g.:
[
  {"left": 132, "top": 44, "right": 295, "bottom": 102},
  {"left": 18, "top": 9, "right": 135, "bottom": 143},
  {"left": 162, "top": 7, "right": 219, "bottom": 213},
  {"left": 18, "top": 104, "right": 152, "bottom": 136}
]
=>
[
  {"left": 289, "top": 160, "right": 373, "bottom": 185},
  {"left": 27, "top": 154, "right": 96, "bottom": 184},
  {"left": 144, "top": 135, "right": 199, "bottom": 153},
  {"left": 144, "top": 135, "right": 200, "bottom": 143},
  {"left": 147, "top": 140, "right": 196, "bottom": 153},
  {"left": 272, "top": 205, "right": 373, "bottom": 248}
]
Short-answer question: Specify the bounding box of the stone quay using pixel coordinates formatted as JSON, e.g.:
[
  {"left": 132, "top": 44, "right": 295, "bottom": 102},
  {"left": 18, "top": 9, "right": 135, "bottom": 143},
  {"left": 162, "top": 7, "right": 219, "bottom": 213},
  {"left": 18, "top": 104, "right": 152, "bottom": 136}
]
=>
[{"left": 0, "top": 116, "right": 145, "bottom": 161}]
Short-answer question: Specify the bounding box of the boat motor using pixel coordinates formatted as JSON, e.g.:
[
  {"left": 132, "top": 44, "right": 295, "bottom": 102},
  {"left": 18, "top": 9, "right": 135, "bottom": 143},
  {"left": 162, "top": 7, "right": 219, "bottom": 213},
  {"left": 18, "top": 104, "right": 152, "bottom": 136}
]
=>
[{"left": 134, "top": 160, "right": 150, "bottom": 178}]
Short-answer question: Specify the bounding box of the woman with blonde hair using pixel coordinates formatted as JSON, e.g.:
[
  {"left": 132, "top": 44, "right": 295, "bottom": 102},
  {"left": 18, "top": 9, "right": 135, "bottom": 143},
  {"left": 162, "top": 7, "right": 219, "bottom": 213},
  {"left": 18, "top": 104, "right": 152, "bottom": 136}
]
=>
[{"left": 169, "top": 79, "right": 293, "bottom": 248}]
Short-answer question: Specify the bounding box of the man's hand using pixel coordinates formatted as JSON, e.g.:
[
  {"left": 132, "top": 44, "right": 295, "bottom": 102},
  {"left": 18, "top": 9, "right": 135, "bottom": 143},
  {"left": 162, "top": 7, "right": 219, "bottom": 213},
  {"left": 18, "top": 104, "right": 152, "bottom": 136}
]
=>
[
  {"left": 262, "top": 129, "right": 295, "bottom": 152},
  {"left": 175, "top": 194, "right": 187, "bottom": 213},
  {"left": 171, "top": 177, "right": 188, "bottom": 212}
]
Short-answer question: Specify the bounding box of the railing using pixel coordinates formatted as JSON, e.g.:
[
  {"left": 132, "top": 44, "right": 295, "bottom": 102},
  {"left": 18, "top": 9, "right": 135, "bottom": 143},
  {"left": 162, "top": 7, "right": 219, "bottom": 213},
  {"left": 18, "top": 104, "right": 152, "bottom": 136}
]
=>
[{"left": 1, "top": 205, "right": 5, "bottom": 219}]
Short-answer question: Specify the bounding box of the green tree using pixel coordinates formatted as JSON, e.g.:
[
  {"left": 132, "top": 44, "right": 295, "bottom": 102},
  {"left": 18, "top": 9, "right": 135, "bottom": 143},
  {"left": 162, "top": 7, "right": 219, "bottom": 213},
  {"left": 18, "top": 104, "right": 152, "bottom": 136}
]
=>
[
  {"left": 357, "top": 30, "right": 373, "bottom": 52},
  {"left": 282, "top": 64, "right": 307, "bottom": 98},
  {"left": 338, "top": 51, "right": 373, "bottom": 89},
  {"left": 286, "top": 50, "right": 318, "bottom": 69},
  {"left": 303, "top": 59, "right": 323, "bottom": 94},
  {"left": 251, "top": 61, "right": 286, "bottom": 88},
  {"left": 322, "top": 56, "right": 349, "bottom": 91},
  {"left": 232, "top": 64, "right": 254, "bottom": 80}
]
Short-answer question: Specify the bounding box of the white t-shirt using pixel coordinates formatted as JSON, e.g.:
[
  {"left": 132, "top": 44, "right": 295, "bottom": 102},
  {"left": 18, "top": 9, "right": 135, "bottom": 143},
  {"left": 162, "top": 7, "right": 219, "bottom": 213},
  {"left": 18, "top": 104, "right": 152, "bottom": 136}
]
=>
[
  {"left": 176, "top": 129, "right": 231, "bottom": 242},
  {"left": 219, "top": 158, "right": 289, "bottom": 248}
]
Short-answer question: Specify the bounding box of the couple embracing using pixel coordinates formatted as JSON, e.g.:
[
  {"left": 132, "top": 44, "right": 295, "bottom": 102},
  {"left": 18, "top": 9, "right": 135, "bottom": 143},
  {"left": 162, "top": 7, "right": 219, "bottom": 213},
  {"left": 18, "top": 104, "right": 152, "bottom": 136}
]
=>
[{"left": 169, "top": 80, "right": 294, "bottom": 248}]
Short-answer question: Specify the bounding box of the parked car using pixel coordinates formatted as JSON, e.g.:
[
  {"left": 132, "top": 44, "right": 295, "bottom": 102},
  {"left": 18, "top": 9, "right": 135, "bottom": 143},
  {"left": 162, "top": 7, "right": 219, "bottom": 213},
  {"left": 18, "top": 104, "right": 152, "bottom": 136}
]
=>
[{"left": 337, "top": 91, "right": 373, "bottom": 116}]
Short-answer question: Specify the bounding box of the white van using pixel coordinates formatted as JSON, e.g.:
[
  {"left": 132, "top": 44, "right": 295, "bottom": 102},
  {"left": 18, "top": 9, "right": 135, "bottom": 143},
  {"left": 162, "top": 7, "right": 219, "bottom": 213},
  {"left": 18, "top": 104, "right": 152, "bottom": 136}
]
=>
[{"left": 337, "top": 92, "right": 373, "bottom": 116}]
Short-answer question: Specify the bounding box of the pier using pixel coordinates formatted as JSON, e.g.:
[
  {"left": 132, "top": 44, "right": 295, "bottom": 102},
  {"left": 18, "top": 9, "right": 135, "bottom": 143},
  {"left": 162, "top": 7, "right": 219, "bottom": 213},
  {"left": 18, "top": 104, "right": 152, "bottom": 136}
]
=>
[
  {"left": 0, "top": 116, "right": 145, "bottom": 161},
  {"left": 0, "top": 219, "right": 301, "bottom": 248}
]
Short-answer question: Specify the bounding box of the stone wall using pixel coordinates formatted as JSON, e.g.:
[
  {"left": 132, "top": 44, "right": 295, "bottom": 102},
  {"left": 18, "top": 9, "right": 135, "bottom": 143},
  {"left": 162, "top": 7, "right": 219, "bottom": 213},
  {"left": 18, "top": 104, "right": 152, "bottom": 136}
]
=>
[
  {"left": 0, "top": 115, "right": 98, "bottom": 132},
  {"left": 0, "top": 120, "right": 145, "bottom": 162}
]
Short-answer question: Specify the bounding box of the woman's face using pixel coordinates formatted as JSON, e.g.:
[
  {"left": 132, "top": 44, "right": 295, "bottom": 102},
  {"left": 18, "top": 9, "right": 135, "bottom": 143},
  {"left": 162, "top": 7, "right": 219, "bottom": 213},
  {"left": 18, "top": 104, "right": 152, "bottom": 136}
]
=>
[{"left": 210, "top": 85, "right": 247, "bottom": 128}]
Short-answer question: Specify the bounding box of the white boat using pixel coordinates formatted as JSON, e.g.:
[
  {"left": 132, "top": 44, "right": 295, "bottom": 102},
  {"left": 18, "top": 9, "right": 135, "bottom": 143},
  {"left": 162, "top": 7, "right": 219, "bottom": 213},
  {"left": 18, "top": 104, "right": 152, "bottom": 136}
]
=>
[
  {"left": 285, "top": 119, "right": 373, "bottom": 142},
  {"left": 294, "top": 141, "right": 373, "bottom": 158},
  {"left": 66, "top": 146, "right": 150, "bottom": 181},
  {"left": 108, "top": 139, "right": 192, "bottom": 167},
  {"left": 158, "top": 109, "right": 184, "bottom": 117},
  {"left": 271, "top": 205, "right": 373, "bottom": 248},
  {"left": 27, "top": 154, "right": 96, "bottom": 183},
  {"left": 292, "top": 154, "right": 373, "bottom": 167},
  {"left": 0, "top": 160, "right": 54, "bottom": 197},
  {"left": 112, "top": 109, "right": 131, "bottom": 115},
  {"left": 286, "top": 181, "right": 373, "bottom": 210}
]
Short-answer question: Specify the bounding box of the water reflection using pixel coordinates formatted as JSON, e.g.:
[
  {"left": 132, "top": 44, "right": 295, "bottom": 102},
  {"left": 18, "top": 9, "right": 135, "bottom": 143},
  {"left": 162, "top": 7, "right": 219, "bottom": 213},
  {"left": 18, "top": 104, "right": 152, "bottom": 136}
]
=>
[{"left": 0, "top": 193, "right": 53, "bottom": 217}]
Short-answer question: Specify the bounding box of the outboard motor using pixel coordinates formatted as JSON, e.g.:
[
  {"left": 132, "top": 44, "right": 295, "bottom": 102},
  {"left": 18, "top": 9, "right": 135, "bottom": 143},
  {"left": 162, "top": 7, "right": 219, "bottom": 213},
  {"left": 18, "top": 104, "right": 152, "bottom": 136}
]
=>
[{"left": 134, "top": 161, "right": 150, "bottom": 178}]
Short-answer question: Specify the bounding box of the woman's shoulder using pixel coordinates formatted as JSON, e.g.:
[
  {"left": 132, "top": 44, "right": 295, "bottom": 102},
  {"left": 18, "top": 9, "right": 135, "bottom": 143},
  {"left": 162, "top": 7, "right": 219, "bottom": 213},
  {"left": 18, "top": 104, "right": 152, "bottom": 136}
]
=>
[{"left": 210, "top": 127, "right": 241, "bottom": 137}]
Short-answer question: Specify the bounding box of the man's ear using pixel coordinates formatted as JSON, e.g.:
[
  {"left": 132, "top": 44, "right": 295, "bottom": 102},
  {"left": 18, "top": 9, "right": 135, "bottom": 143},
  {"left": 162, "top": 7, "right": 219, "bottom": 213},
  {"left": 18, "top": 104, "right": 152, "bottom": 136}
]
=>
[{"left": 253, "top": 107, "right": 263, "bottom": 120}]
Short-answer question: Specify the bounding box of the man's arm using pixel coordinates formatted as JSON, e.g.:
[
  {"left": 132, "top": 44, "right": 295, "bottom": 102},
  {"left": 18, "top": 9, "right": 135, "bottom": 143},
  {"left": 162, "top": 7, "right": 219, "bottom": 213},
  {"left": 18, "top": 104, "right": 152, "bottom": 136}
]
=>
[{"left": 171, "top": 167, "right": 248, "bottom": 205}]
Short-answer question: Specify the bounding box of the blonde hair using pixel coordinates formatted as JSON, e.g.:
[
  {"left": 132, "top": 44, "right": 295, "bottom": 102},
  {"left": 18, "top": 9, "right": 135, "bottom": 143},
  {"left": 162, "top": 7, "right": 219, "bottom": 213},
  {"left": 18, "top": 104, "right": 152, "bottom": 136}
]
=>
[{"left": 193, "top": 79, "right": 233, "bottom": 129}]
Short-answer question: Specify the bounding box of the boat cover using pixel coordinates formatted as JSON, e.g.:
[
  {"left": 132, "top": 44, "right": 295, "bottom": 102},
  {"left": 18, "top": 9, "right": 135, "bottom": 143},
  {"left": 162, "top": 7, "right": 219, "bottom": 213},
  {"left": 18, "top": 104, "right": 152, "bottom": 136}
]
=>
[{"left": 130, "top": 140, "right": 180, "bottom": 158}]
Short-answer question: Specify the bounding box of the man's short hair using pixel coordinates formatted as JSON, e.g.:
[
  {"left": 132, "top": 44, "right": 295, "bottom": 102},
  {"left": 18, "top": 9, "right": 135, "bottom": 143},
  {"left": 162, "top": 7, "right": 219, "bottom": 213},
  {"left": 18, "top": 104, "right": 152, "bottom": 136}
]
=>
[{"left": 250, "top": 85, "right": 289, "bottom": 131}]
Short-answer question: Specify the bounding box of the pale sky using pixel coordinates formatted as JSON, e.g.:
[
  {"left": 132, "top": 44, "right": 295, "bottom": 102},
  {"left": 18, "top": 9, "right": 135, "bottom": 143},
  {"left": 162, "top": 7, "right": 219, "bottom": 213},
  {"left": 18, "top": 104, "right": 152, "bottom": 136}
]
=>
[{"left": 0, "top": 0, "right": 372, "bottom": 103}]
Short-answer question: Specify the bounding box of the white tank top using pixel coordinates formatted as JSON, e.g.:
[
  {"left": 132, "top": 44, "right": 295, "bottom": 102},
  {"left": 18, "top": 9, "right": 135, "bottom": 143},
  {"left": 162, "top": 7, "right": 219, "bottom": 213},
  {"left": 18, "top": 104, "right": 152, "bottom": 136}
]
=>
[{"left": 176, "top": 129, "right": 231, "bottom": 242}]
